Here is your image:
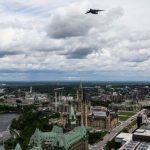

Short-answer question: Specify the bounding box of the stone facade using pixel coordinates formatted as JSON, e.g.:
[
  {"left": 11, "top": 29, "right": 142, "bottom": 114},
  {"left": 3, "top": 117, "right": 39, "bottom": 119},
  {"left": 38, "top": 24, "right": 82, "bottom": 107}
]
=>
[{"left": 29, "top": 105, "right": 88, "bottom": 150}]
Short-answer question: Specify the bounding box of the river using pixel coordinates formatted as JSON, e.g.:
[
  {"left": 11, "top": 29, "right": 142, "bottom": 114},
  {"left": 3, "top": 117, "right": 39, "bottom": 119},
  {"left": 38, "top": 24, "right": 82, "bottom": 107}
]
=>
[{"left": 0, "top": 113, "right": 19, "bottom": 132}]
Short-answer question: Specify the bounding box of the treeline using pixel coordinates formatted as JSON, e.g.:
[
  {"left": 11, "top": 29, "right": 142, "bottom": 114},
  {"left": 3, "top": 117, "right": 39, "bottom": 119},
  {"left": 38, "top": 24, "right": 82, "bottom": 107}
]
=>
[
  {"left": 0, "top": 105, "right": 21, "bottom": 112},
  {"left": 5, "top": 84, "right": 78, "bottom": 96},
  {"left": 5, "top": 110, "right": 60, "bottom": 150},
  {"left": 0, "top": 105, "right": 37, "bottom": 113},
  {"left": 88, "top": 131, "right": 108, "bottom": 145}
]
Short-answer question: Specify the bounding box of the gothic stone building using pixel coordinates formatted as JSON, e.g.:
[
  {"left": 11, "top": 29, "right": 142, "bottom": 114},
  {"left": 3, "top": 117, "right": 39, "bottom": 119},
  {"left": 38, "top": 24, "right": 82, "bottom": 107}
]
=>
[{"left": 29, "top": 105, "right": 88, "bottom": 150}]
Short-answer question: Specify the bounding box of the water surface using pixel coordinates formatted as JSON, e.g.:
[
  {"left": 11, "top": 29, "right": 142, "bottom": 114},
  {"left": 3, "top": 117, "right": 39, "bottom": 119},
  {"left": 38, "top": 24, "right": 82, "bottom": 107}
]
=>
[{"left": 0, "top": 113, "right": 19, "bottom": 132}]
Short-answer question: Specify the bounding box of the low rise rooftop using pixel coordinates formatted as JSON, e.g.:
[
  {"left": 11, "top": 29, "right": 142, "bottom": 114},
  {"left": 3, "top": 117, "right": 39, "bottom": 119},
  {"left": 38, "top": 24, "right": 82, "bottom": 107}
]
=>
[
  {"left": 119, "top": 140, "right": 140, "bottom": 150},
  {"left": 115, "top": 133, "right": 132, "bottom": 144},
  {"left": 133, "top": 118, "right": 150, "bottom": 142}
]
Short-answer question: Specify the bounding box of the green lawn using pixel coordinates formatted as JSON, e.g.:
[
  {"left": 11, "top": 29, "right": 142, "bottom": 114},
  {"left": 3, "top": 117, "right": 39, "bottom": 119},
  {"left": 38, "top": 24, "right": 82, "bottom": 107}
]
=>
[{"left": 118, "top": 111, "right": 136, "bottom": 121}]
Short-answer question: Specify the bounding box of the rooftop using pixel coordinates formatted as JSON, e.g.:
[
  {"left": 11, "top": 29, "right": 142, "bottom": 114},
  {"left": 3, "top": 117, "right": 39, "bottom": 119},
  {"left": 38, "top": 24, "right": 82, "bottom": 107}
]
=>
[
  {"left": 92, "top": 111, "right": 106, "bottom": 117},
  {"left": 29, "top": 125, "right": 87, "bottom": 150},
  {"left": 115, "top": 133, "right": 132, "bottom": 143},
  {"left": 0, "top": 146, "right": 5, "bottom": 150},
  {"left": 119, "top": 140, "right": 140, "bottom": 150},
  {"left": 136, "top": 142, "right": 150, "bottom": 150},
  {"left": 140, "top": 119, "right": 150, "bottom": 130},
  {"left": 133, "top": 119, "right": 150, "bottom": 139},
  {"left": 14, "top": 143, "right": 22, "bottom": 150}
]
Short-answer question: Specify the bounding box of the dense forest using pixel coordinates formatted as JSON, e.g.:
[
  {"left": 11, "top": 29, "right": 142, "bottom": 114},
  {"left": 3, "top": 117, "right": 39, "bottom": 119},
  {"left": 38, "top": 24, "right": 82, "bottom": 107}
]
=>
[{"left": 4, "top": 109, "right": 60, "bottom": 150}]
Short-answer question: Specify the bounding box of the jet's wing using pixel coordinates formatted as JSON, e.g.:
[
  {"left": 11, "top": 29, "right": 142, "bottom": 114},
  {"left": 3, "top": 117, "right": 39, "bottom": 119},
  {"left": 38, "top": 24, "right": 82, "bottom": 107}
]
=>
[
  {"left": 97, "top": 9, "right": 105, "bottom": 11},
  {"left": 85, "top": 10, "right": 91, "bottom": 14}
]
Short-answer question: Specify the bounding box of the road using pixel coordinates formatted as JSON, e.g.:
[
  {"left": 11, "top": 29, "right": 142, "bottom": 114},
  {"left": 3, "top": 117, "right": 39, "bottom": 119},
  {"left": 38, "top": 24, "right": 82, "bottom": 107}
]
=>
[{"left": 90, "top": 109, "right": 145, "bottom": 150}]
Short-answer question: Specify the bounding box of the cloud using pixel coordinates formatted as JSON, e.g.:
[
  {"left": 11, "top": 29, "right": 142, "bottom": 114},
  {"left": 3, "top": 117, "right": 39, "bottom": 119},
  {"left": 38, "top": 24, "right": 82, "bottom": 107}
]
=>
[
  {"left": 47, "top": 6, "right": 123, "bottom": 39},
  {"left": 66, "top": 47, "right": 95, "bottom": 59},
  {"left": 119, "top": 50, "right": 150, "bottom": 63},
  {"left": 0, "top": 73, "right": 28, "bottom": 81},
  {"left": 0, "top": 0, "right": 150, "bottom": 81},
  {"left": 0, "top": 51, "right": 19, "bottom": 58}
]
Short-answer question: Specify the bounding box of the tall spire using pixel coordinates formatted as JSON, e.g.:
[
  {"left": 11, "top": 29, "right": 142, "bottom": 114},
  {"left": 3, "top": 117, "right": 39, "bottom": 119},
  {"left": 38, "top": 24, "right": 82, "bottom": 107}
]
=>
[
  {"left": 14, "top": 143, "right": 22, "bottom": 150},
  {"left": 68, "top": 104, "right": 76, "bottom": 126},
  {"left": 79, "top": 81, "right": 82, "bottom": 89},
  {"left": 30, "top": 86, "right": 32, "bottom": 94},
  {"left": 29, "top": 128, "right": 41, "bottom": 147},
  {"left": 0, "top": 146, "right": 5, "bottom": 150}
]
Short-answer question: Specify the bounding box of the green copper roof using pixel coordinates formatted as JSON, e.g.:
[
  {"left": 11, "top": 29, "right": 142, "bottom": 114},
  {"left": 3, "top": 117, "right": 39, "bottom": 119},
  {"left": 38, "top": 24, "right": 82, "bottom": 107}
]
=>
[
  {"left": 51, "top": 126, "right": 63, "bottom": 133},
  {"left": 14, "top": 143, "right": 22, "bottom": 150},
  {"left": 30, "top": 128, "right": 41, "bottom": 146},
  {"left": 0, "top": 146, "right": 5, "bottom": 150},
  {"left": 63, "top": 125, "right": 86, "bottom": 149},
  {"left": 30, "top": 125, "right": 87, "bottom": 150},
  {"left": 30, "top": 145, "right": 42, "bottom": 150}
]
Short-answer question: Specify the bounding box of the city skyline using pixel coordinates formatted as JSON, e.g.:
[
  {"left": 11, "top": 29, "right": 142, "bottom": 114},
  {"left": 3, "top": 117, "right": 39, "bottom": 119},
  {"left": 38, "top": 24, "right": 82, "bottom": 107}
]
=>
[{"left": 0, "top": 0, "right": 150, "bottom": 81}]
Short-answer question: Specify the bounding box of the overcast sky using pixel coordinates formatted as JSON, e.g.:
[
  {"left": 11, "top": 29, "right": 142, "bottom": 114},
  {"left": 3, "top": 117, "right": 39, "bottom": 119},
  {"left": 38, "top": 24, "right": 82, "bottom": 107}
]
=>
[{"left": 0, "top": 0, "right": 150, "bottom": 81}]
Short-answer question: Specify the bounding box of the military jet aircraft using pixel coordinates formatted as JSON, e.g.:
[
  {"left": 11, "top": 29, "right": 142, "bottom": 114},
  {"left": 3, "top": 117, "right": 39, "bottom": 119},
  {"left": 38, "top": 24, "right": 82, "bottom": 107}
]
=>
[{"left": 85, "top": 9, "right": 104, "bottom": 14}]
